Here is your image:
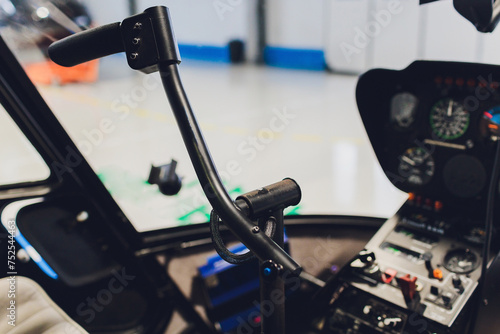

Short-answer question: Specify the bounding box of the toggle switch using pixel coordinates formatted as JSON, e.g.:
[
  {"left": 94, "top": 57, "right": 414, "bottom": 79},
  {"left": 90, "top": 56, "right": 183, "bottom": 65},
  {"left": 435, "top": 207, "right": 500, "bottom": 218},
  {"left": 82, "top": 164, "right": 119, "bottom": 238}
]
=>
[
  {"left": 382, "top": 268, "right": 398, "bottom": 284},
  {"left": 452, "top": 275, "right": 465, "bottom": 294},
  {"left": 399, "top": 274, "right": 418, "bottom": 301}
]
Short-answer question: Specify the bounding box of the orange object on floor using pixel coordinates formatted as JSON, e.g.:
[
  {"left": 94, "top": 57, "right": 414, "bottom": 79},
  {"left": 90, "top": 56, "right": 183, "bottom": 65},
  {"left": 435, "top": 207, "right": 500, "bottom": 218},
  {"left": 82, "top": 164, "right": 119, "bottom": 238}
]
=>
[{"left": 25, "top": 59, "right": 99, "bottom": 85}]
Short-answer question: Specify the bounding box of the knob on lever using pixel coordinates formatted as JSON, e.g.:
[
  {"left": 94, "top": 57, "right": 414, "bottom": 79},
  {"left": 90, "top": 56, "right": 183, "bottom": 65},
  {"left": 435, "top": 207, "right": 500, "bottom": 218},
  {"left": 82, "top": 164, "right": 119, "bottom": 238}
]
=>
[
  {"left": 350, "top": 251, "right": 381, "bottom": 285},
  {"left": 423, "top": 252, "right": 434, "bottom": 278},
  {"left": 350, "top": 251, "right": 376, "bottom": 268},
  {"left": 423, "top": 252, "right": 444, "bottom": 281}
]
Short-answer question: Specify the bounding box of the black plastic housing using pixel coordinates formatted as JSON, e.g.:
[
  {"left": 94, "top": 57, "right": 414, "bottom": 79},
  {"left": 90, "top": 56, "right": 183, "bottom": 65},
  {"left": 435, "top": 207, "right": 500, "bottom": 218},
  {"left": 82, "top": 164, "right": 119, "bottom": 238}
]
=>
[
  {"left": 48, "top": 6, "right": 181, "bottom": 73},
  {"left": 122, "top": 6, "right": 181, "bottom": 73}
]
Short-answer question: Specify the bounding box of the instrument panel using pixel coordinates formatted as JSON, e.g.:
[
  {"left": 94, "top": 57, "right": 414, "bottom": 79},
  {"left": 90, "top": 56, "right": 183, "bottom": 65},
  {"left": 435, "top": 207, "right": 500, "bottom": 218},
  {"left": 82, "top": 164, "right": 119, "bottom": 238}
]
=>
[
  {"left": 304, "top": 61, "right": 500, "bottom": 334},
  {"left": 356, "top": 61, "right": 500, "bottom": 217}
]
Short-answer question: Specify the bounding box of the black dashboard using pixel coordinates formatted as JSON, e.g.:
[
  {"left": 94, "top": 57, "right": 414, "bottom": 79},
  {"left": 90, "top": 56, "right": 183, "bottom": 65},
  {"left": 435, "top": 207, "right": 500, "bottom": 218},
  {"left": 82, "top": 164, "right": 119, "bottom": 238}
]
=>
[
  {"left": 356, "top": 61, "right": 500, "bottom": 218},
  {"left": 305, "top": 61, "right": 500, "bottom": 334}
]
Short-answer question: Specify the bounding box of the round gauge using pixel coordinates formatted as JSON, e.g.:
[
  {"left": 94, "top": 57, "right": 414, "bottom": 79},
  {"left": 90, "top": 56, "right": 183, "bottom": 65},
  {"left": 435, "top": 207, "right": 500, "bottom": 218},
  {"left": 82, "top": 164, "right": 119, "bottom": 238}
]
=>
[
  {"left": 443, "top": 155, "right": 486, "bottom": 198},
  {"left": 482, "top": 106, "right": 500, "bottom": 138},
  {"left": 398, "top": 147, "right": 435, "bottom": 186},
  {"left": 443, "top": 249, "right": 479, "bottom": 274},
  {"left": 390, "top": 92, "right": 419, "bottom": 129},
  {"left": 487, "top": 106, "right": 500, "bottom": 124},
  {"left": 430, "top": 98, "right": 470, "bottom": 140}
]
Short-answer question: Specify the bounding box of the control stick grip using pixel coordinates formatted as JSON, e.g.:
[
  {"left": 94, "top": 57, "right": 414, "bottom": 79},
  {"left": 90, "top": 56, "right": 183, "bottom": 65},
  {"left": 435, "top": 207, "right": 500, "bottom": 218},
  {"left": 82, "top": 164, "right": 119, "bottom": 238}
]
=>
[{"left": 48, "top": 22, "right": 124, "bottom": 67}]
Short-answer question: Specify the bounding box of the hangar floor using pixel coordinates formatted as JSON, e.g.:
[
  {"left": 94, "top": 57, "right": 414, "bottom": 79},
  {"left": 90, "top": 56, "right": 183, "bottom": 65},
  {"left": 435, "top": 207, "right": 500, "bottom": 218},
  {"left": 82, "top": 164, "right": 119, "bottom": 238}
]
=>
[{"left": 3, "top": 55, "right": 408, "bottom": 231}]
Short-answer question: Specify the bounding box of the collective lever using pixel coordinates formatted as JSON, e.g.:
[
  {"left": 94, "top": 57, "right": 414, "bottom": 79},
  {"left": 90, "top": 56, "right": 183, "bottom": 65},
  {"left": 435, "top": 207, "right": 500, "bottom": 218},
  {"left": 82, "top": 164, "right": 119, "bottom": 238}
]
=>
[{"left": 398, "top": 274, "right": 426, "bottom": 314}]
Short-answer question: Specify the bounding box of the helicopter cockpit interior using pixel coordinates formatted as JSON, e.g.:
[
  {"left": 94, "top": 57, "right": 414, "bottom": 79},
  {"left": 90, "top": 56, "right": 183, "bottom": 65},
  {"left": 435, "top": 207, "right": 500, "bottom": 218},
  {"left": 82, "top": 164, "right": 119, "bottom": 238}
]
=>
[{"left": 0, "top": 0, "right": 500, "bottom": 333}]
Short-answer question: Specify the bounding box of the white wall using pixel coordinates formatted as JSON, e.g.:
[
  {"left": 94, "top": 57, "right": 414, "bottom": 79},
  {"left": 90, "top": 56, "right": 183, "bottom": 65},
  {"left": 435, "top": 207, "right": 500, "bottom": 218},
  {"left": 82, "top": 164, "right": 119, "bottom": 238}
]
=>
[
  {"left": 83, "top": 0, "right": 129, "bottom": 26},
  {"left": 324, "top": 0, "right": 489, "bottom": 73},
  {"left": 370, "top": 0, "right": 420, "bottom": 70},
  {"left": 81, "top": 0, "right": 500, "bottom": 70},
  {"left": 83, "top": 0, "right": 252, "bottom": 48},
  {"left": 477, "top": 25, "right": 500, "bottom": 65},
  {"left": 137, "top": 0, "right": 251, "bottom": 46},
  {"left": 266, "top": 0, "right": 324, "bottom": 49},
  {"left": 324, "top": 0, "right": 370, "bottom": 73},
  {"left": 419, "top": 0, "right": 478, "bottom": 63}
]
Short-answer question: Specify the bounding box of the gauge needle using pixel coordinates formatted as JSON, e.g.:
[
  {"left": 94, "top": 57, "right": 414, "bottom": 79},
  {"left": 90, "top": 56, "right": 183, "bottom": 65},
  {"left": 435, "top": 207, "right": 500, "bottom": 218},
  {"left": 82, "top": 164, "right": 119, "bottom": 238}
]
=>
[
  {"left": 402, "top": 156, "right": 416, "bottom": 166},
  {"left": 447, "top": 100, "right": 453, "bottom": 117}
]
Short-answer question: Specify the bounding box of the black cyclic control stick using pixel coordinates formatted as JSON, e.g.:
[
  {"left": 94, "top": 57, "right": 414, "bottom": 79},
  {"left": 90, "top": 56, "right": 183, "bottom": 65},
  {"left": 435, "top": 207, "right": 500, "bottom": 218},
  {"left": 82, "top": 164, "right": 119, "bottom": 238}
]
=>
[{"left": 48, "top": 3, "right": 302, "bottom": 302}]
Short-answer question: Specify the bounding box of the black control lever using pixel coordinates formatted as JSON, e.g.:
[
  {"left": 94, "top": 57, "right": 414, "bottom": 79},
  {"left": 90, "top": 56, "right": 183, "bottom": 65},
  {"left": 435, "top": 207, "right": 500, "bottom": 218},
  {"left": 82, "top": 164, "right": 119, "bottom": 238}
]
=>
[
  {"left": 49, "top": 6, "right": 181, "bottom": 73},
  {"left": 48, "top": 4, "right": 301, "bottom": 283},
  {"left": 48, "top": 22, "right": 123, "bottom": 67}
]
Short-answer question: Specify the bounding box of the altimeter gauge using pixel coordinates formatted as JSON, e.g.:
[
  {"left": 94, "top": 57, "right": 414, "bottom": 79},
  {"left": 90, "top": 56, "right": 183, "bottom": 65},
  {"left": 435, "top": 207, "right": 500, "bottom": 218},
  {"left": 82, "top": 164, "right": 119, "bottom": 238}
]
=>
[{"left": 430, "top": 98, "right": 470, "bottom": 140}]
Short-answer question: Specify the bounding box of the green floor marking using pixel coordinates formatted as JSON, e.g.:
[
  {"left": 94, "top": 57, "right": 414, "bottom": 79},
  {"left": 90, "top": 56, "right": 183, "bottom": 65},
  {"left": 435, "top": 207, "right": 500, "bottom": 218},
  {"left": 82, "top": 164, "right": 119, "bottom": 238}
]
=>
[
  {"left": 177, "top": 186, "right": 245, "bottom": 224},
  {"left": 97, "top": 166, "right": 160, "bottom": 202},
  {"left": 285, "top": 205, "right": 302, "bottom": 215},
  {"left": 96, "top": 167, "right": 291, "bottom": 225}
]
